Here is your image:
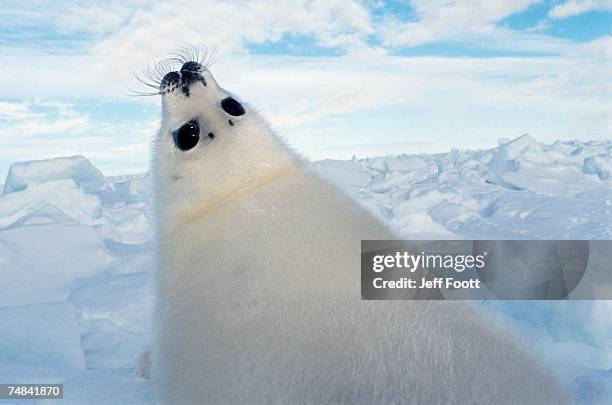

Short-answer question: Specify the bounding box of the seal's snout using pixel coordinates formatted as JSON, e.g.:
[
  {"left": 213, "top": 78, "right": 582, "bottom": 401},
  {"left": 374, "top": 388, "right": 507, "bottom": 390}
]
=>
[
  {"left": 160, "top": 61, "right": 207, "bottom": 97},
  {"left": 179, "top": 61, "right": 206, "bottom": 97},
  {"left": 181, "top": 61, "right": 202, "bottom": 73},
  {"left": 160, "top": 71, "right": 180, "bottom": 94}
]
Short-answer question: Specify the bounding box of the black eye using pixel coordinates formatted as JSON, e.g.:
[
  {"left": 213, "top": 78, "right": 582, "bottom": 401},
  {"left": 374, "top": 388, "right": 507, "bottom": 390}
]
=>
[
  {"left": 173, "top": 121, "right": 200, "bottom": 151},
  {"left": 221, "top": 97, "right": 245, "bottom": 116}
]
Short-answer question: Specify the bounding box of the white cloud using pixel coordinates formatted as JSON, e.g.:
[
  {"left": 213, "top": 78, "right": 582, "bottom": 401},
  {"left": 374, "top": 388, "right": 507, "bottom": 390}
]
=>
[
  {"left": 378, "top": 0, "right": 542, "bottom": 47},
  {"left": 0, "top": 102, "right": 40, "bottom": 120},
  {"left": 0, "top": 0, "right": 610, "bottom": 172},
  {"left": 91, "top": 0, "right": 375, "bottom": 81},
  {"left": 0, "top": 0, "right": 144, "bottom": 37},
  {"left": 0, "top": 0, "right": 601, "bottom": 103},
  {"left": 54, "top": 2, "right": 144, "bottom": 35},
  {"left": 0, "top": 0, "right": 376, "bottom": 100},
  {"left": 549, "top": 0, "right": 612, "bottom": 18},
  {"left": 231, "top": 42, "right": 611, "bottom": 133},
  {"left": 0, "top": 101, "right": 91, "bottom": 140}
]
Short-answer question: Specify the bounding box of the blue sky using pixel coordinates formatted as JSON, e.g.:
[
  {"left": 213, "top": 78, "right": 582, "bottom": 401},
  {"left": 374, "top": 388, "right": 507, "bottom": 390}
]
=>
[{"left": 0, "top": 0, "right": 610, "bottom": 178}]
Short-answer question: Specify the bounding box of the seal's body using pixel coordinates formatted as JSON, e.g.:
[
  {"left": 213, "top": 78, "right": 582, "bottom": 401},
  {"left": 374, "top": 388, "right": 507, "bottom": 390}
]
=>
[{"left": 153, "top": 58, "right": 567, "bottom": 404}]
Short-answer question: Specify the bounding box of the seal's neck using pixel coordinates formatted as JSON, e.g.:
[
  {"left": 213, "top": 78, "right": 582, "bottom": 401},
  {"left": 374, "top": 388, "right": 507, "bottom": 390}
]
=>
[
  {"left": 176, "top": 160, "right": 302, "bottom": 228},
  {"left": 155, "top": 148, "right": 301, "bottom": 234}
]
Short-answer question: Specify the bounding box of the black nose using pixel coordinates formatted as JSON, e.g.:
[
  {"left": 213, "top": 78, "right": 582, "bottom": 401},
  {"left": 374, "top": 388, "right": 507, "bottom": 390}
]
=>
[
  {"left": 181, "top": 61, "right": 202, "bottom": 72},
  {"left": 160, "top": 71, "right": 180, "bottom": 92},
  {"left": 178, "top": 61, "right": 206, "bottom": 97}
]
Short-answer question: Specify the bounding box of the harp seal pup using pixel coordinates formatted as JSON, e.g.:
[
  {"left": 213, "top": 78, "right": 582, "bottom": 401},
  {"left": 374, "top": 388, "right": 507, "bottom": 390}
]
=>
[{"left": 152, "top": 59, "right": 568, "bottom": 404}]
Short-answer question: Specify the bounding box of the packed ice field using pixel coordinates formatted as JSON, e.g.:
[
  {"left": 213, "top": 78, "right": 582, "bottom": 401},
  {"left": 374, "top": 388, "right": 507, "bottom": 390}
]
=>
[{"left": 0, "top": 134, "right": 611, "bottom": 403}]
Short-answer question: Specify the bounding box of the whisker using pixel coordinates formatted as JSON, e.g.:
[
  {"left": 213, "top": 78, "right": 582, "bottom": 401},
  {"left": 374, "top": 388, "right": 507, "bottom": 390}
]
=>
[
  {"left": 205, "top": 49, "right": 218, "bottom": 68},
  {"left": 129, "top": 45, "right": 216, "bottom": 97},
  {"left": 166, "top": 57, "right": 187, "bottom": 66},
  {"left": 126, "top": 87, "right": 166, "bottom": 97},
  {"left": 134, "top": 74, "right": 161, "bottom": 90},
  {"left": 169, "top": 44, "right": 209, "bottom": 67}
]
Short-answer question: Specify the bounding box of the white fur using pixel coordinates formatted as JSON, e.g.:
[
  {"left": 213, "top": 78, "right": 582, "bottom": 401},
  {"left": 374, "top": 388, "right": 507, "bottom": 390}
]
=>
[{"left": 153, "top": 65, "right": 568, "bottom": 404}]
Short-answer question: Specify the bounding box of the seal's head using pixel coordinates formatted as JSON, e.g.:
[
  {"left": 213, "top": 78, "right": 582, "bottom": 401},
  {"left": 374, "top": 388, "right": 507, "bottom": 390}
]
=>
[{"left": 153, "top": 60, "right": 297, "bottom": 226}]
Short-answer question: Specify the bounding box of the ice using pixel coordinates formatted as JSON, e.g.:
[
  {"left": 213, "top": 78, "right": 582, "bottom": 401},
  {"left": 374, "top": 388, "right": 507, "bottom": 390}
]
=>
[
  {"left": 310, "top": 159, "right": 372, "bottom": 188},
  {"left": 99, "top": 204, "right": 151, "bottom": 245},
  {"left": 69, "top": 271, "right": 153, "bottom": 369},
  {"left": 318, "top": 136, "right": 612, "bottom": 239},
  {"left": 111, "top": 173, "right": 151, "bottom": 205},
  {"left": 584, "top": 154, "right": 612, "bottom": 180},
  {"left": 3, "top": 156, "right": 104, "bottom": 195},
  {"left": 492, "top": 133, "right": 543, "bottom": 161},
  {"left": 0, "top": 156, "right": 152, "bottom": 243},
  {"left": 0, "top": 302, "right": 86, "bottom": 382},
  {"left": 0, "top": 224, "right": 113, "bottom": 307},
  {"left": 571, "top": 368, "right": 612, "bottom": 404},
  {"left": 0, "top": 135, "right": 610, "bottom": 403},
  {"left": 45, "top": 369, "right": 154, "bottom": 405},
  {"left": 0, "top": 180, "right": 103, "bottom": 228}
]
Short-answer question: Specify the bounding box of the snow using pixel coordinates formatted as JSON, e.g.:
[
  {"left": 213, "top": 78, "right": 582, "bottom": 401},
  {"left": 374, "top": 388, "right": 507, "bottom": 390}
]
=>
[{"left": 0, "top": 137, "right": 610, "bottom": 403}]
